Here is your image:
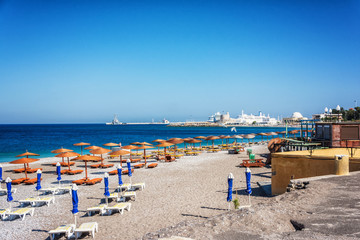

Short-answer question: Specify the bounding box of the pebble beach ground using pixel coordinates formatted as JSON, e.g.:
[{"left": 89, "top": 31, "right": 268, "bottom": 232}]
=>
[{"left": 1, "top": 144, "right": 351, "bottom": 240}]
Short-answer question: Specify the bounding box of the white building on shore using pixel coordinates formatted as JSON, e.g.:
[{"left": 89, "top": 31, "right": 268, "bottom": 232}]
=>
[{"left": 208, "top": 111, "right": 279, "bottom": 125}]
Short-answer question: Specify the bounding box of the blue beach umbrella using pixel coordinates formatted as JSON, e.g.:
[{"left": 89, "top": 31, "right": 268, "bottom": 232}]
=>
[
  {"left": 0, "top": 164, "right": 3, "bottom": 181},
  {"left": 245, "top": 167, "right": 252, "bottom": 206},
  {"left": 227, "top": 173, "right": 234, "bottom": 203},
  {"left": 104, "top": 172, "right": 110, "bottom": 205},
  {"left": 6, "top": 177, "right": 13, "bottom": 210},
  {"left": 56, "top": 162, "right": 61, "bottom": 182},
  {"left": 71, "top": 184, "right": 79, "bottom": 226},
  {"left": 245, "top": 167, "right": 252, "bottom": 195},
  {"left": 36, "top": 169, "right": 42, "bottom": 192},
  {"left": 126, "top": 159, "right": 132, "bottom": 177},
  {"left": 126, "top": 159, "right": 132, "bottom": 188},
  {"left": 117, "top": 164, "right": 123, "bottom": 186}
]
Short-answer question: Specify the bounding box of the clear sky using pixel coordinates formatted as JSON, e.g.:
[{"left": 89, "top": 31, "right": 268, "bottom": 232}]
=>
[{"left": 0, "top": 0, "right": 359, "bottom": 123}]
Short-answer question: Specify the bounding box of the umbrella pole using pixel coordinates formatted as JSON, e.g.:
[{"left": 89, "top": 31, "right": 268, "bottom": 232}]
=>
[
  {"left": 120, "top": 155, "right": 122, "bottom": 167},
  {"left": 101, "top": 154, "right": 103, "bottom": 167},
  {"left": 68, "top": 158, "right": 71, "bottom": 171},
  {"left": 81, "top": 146, "right": 83, "bottom": 156},
  {"left": 144, "top": 149, "right": 146, "bottom": 166},
  {"left": 85, "top": 161, "right": 88, "bottom": 180},
  {"left": 24, "top": 163, "right": 28, "bottom": 179}
]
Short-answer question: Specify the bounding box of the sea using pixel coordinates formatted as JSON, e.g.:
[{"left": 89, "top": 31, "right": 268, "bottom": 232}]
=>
[{"left": 0, "top": 124, "right": 298, "bottom": 163}]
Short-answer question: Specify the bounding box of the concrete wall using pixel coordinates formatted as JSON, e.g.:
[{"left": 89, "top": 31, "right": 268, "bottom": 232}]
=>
[{"left": 271, "top": 148, "right": 360, "bottom": 195}]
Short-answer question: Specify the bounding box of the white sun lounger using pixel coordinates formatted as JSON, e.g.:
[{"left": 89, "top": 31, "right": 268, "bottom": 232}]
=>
[
  {"left": 0, "top": 187, "right": 17, "bottom": 195},
  {"left": 39, "top": 187, "right": 58, "bottom": 195},
  {"left": 123, "top": 191, "right": 136, "bottom": 201},
  {"left": 40, "top": 186, "right": 71, "bottom": 195},
  {"left": 109, "top": 191, "right": 136, "bottom": 202},
  {"left": 86, "top": 204, "right": 107, "bottom": 216},
  {"left": 0, "top": 209, "right": 9, "bottom": 220},
  {"left": 48, "top": 224, "right": 75, "bottom": 240},
  {"left": 74, "top": 222, "right": 98, "bottom": 239},
  {"left": 105, "top": 202, "right": 131, "bottom": 215},
  {"left": 117, "top": 183, "right": 131, "bottom": 191},
  {"left": 5, "top": 207, "right": 35, "bottom": 221},
  {"left": 19, "top": 196, "right": 55, "bottom": 207},
  {"left": 131, "top": 182, "right": 145, "bottom": 191},
  {"left": 57, "top": 186, "right": 72, "bottom": 194}
]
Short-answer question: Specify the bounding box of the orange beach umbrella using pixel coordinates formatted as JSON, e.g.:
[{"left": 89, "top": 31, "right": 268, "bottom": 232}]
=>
[
  {"left": 136, "top": 145, "right": 154, "bottom": 166},
  {"left": 16, "top": 151, "right": 40, "bottom": 168},
  {"left": 52, "top": 148, "right": 73, "bottom": 164},
  {"left": 103, "top": 143, "right": 119, "bottom": 150},
  {"left": 73, "top": 142, "right": 90, "bottom": 155},
  {"left": 205, "top": 136, "right": 220, "bottom": 149},
  {"left": 84, "top": 145, "right": 100, "bottom": 150},
  {"left": 10, "top": 158, "right": 39, "bottom": 179},
  {"left": 109, "top": 150, "right": 130, "bottom": 167},
  {"left": 55, "top": 152, "right": 79, "bottom": 171},
  {"left": 122, "top": 145, "right": 138, "bottom": 160},
  {"left": 72, "top": 155, "right": 102, "bottom": 180},
  {"left": 156, "top": 142, "right": 174, "bottom": 156},
  {"left": 89, "top": 147, "right": 111, "bottom": 166}
]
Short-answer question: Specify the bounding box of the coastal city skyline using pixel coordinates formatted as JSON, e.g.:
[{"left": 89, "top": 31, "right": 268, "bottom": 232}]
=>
[{"left": 1, "top": 1, "right": 360, "bottom": 124}]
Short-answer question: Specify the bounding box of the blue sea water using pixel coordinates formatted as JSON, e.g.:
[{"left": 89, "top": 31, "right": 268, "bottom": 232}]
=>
[{"left": 0, "top": 124, "right": 298, "bottom": 163}]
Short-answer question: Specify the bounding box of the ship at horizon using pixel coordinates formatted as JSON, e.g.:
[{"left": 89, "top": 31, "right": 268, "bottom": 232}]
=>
[{"left": 106, "top": 115, "right": 170, "bottom": 125}]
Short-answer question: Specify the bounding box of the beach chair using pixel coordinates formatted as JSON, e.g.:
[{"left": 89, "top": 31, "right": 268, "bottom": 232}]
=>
[
  {"left": 108, "top": 169, "right": 117, "bottom": 175},
  {"left": 57, "top": 186, "right": 72, "bottom": 194},
  {"left": 49, "top": 224, "right": 75, "bottom": 240},
  {"left": 5, "top": 207, "right": 35, "bottom": 221},
  {"left": 24, "top": 177, "right": 43, "bottom": 185},
  {"left": 39, "top": 187, "right": 59, "bottom": 195},
  {"left": 52, "top": 162, "right": 75, "bottom": 167},
  {"left": 68, "top": 169, "right": 83, "bottom": 175},
  {"left": 11, "top": 178, "right": 29, "bottom": 185},
  {"left": 131, "top": 182, "right": 145, "bottom": 191},
  {"left": 122, "top": 169, "right": 134, "bottom": 175},
  {"left": 90, "top": 163, "right": 101, "bottom": 168},
  {"left": 101, "top": 164, "right": 114, "bottom": 168},
  {"left": 19, "top": 196, "right": 55, "bottom": 207},
  {"left": 165, "top": 155, "right": 175, "bottom": 162},
  {"left": 122, "top": 191, "right": 136, "bottom": 201},
  {"left": 72, "top": 179, "right": 85, "bottom": 185},
  {"left": 0, "top": 209, "right": 9, "bottom": 220},
  {"left": 108, "top": 193, "right": 121, "bottom": 202},
  {"left": 27, "top": 168, "right": 43, "bottom": 173},
  {"left": 134, "top": 163, "right": 145, "bottom": 168},
  {"left": 0, "top": 186, "right": 17, "bottom": 195},
  {"left": 74, "top": 222, "right": 98, "bottom": 239},
  {"left": 105, "top": 202, "right": 131, "bottom": 215},
  {"left": 130, "top": 158, "right": 141, "bottom": 163},
  {"left": 86, "top": 204, "right": 107, "bottom": 216},
  {"left": 147, "top": 163, "right": 158, "bottom": 168},
  {"left": 13, "top": 168, "right": 28, "bottom": 173},
  {"left": 85, "top": 178, "right": 102, "bottom": 185},
  {"left": 116, "top": 183, "right": 131, "bottom": 191}
]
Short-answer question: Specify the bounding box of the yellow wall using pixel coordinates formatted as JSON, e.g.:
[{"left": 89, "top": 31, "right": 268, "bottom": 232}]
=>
[{"left": 271, "top": 148, "right": 360, "bottom": 195}]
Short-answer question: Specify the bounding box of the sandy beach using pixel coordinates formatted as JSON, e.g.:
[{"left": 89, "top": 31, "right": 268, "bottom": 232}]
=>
[{"left": 0, "top": 144, "right": 274, "bottom": 240}]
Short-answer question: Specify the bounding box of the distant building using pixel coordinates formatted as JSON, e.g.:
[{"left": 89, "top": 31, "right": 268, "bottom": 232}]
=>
[
  {"left": 283, "top": 112, "right": 308, "bottom": 124},
  {"left": 312, "top": 106, "right": 343, "bottom": 122},
  {"left": 208, "top": 110, "right": 279, "bottom": 125}
]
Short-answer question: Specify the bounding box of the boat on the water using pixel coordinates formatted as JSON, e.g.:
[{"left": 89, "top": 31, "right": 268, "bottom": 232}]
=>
[{"left": 106, "top": 115, "right": 122, "bottom": 125}]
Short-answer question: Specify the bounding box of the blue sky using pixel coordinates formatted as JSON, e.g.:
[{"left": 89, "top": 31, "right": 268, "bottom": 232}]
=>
[{"left": 0, "top": 0, "right": 359, "bottom": 123}]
